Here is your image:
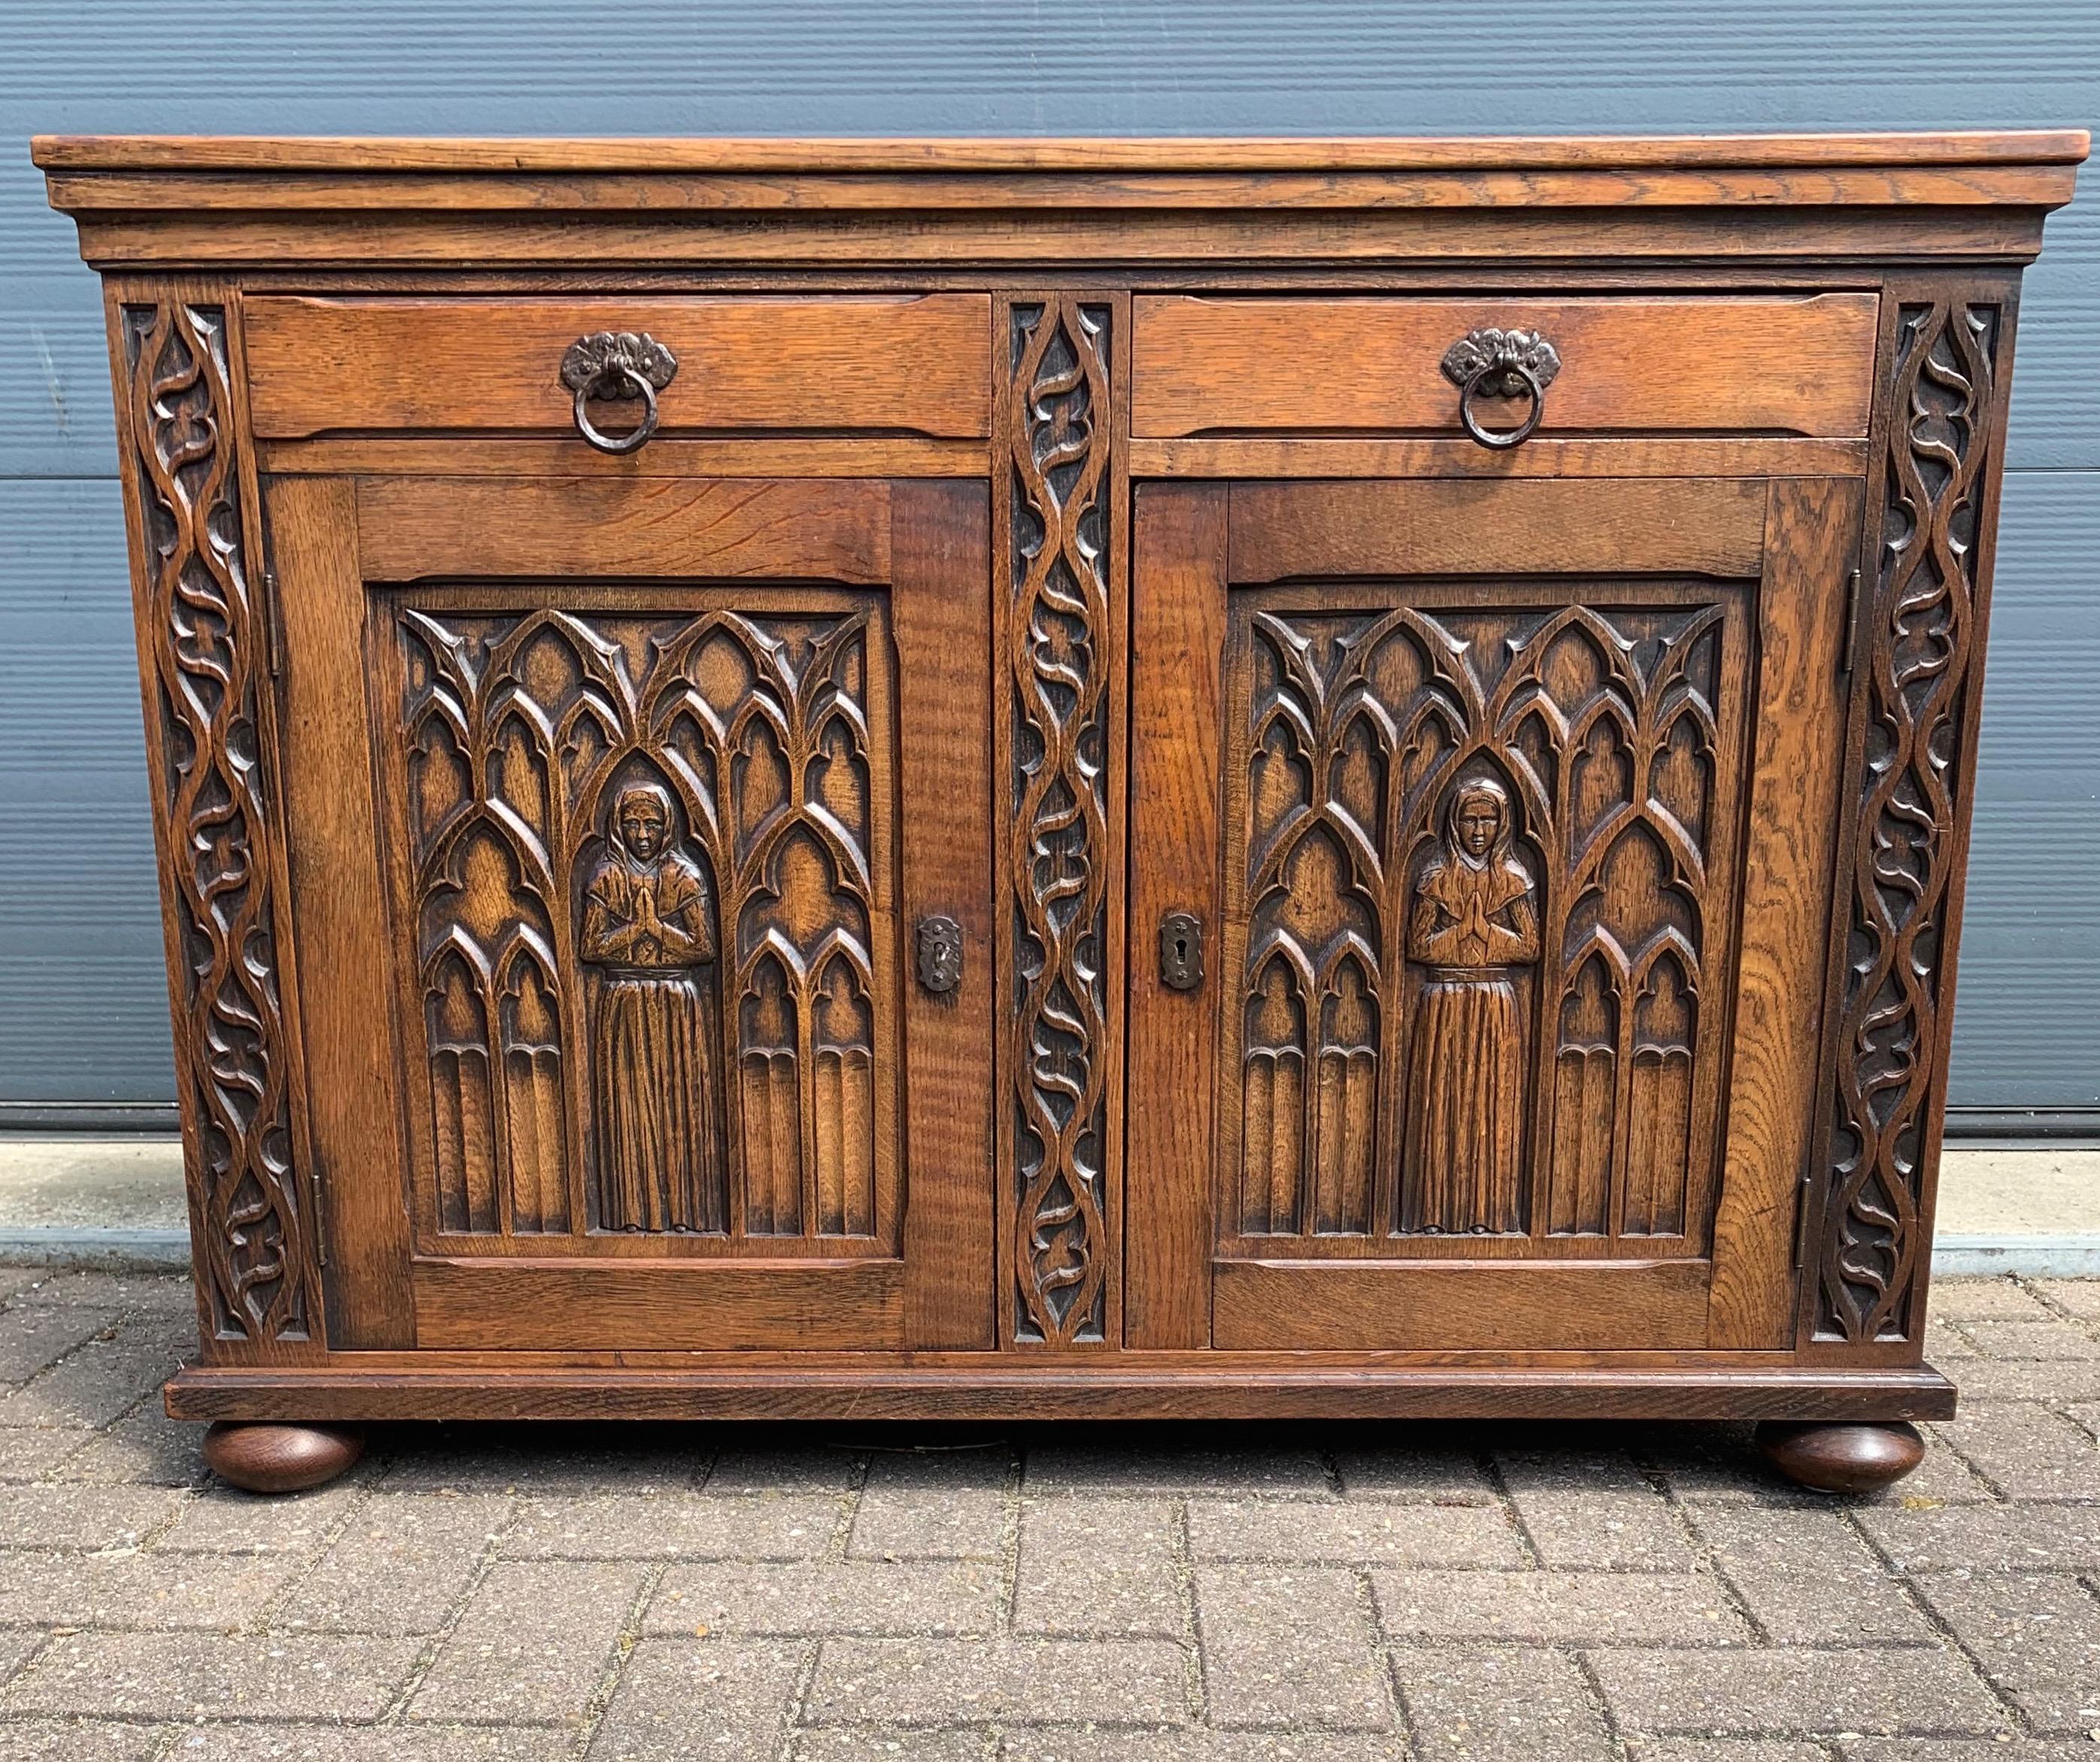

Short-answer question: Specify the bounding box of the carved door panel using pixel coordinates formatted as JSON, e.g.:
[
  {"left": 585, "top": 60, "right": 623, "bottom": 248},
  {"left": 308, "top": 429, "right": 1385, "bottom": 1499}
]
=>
[
  {"left": 1128, "top": 477, "right": 1860, "bottom": 1352},
  {"left": 267, "top": 476, "right": 993, "bottom": 1351}
]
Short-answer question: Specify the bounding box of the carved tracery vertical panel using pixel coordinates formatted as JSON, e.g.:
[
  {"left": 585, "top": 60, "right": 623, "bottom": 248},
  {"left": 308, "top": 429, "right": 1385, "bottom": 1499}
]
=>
[
  {"left": 1219, "top": 589, "right": 1749, "bottom": 1255},
  {"left": 1812, "top": 289, "right": 2012, "bottom": 1347},
  {"left": 389, "top": 601, "right": 888, "bottom": 1252},
  {"left": 998, "top": 293, "right": 1124, "bottom": 1344},
  {"left": 117, "top": 297, "right": 314, "bottom": 1348}
]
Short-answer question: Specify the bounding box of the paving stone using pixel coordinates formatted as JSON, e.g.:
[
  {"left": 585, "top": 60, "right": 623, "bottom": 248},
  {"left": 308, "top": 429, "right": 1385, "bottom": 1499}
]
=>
[
  {"left": 0, "top": 1630, "right": 421, "bottom": 1721},
  {"left": 0, "top": 1269, "right": 41, "bottom": 1304},
  {"left": 1635, "top": 1425, "right": 1812, "bottom": 1504},
  {"left": 1855, "top": 1504, "right": 2100, "bottom": 1572},
  {"left": 409, "top": 1557, "right": 644, "bottom": 1724},
  {"left": 1186, "top": 1497, "right": 1522, "bottom": 1567},
  {"left": 0, "top": 1304, "right": 125, "bottom": 1386},
  {"left": 1953, "top": 1320, "right": 2100, "bottom": 1361},
  {"left": 1686, "top": 1502, "right": 1937, "bottom": 1644},
  {"left": 1839, "top": 1742, "right": 2100, "bottom": 1761},
  {"left": 56, "top": 1402, "right": 209, "bottom": 1486},
  {"left": 0, "top": 1718, "right": 166, "bottom": 1761},
  {"left": 1588, "top": 1645, "right": 2008, "bottom": 1736},
  {"left": 1014, "top": 1498, "right": 1182, "bottom": 1638},
  {"left": 166, "top": 1726, "right": 576, "bottom": 1760},
  {"left": 0, "top": 1321, "right": 189, "bottom": 1429},
  {"left": 1627, "top": 1743, "right": 1832, "bottom": 1762},
  {"left": 1885, "top": 1430, "right": 1998, "bottom": 1505},
  {"left": 155, "top": 1482, "right": 363, "bottom": 1553},
  {"left": 1195, "top": 1564, "right": 1390, "bottom": 1730},
  {"left": 1913, "top": 1571, "right": 2100, "bottom": 1733},
  {"left": 849, "top": 1451, "right": 1009, "bottom": 1560},
  {"left": 644, "top": 1558, "right": 1000, "bottom": 1636},
  {"left": 1931, "top": 1400, "right": 2100, "bottom": 1499},
  {"left": 0, "top": 1630, "right": 41, "bottom": 1684},
  {"left": 1022, "top": 1435, "right": 1330, "bottom": 1499},
  {"left": 1374, "top": 1569, "right": 1746, "bottom": 1644},
  {"left": 702, "top": 1441, "right": 864, "bottom": 1494},
  {"left": 9, "top": 1274, "right": 194, "bottom": 1314},
  {"left": 0, "top": 1481, "right": 184, "bottom": 1549},
  {"left": 792, "top": 1730, "right": 991, "bottom": 1762},
  {"left": 1331, "top": 1435, "right": 1498, "bottom": 1504},
  {"left": 504, "top": 1492, "right": 842, "bottom": 1560},
  {"left": 807, "top": 1637, "right": 1189, "bottom": 1726},
  {"left": 0, "top": 1426, "right": 87, "bottom": 1481},
  {"left": 1928, "top": 1280, "right": 2056, "bottom": 1321},
  {"left": 1936, "top": 1359, "right": 2100, "bottom": 1403},
  {"left": 278, "top": 1492, "right": 511, "bottom": 1635},
  {"left": 1923, "top": 1321, "right": 1982, "bottom": 1362},
  {"left": 1502, "top": 1484, "right": 1696, "bottom": 1569},
  {"left": 0, "top": 1546, "right": 294, "bottom": 1629},
  {"left": 2032, "top": 1280, "right": 2100, "bottom": 1321},
  {"left": 588, "top": 1636, "right": 804, "bottom": 1760},
  {"left": 378, "top": 1422, "right": 710, "bottom": 1495},
  {"left": 1004, "top": 1734, "right": 1407, "bottom": 1761},
  {"left": 1393, "top": 1644, "right": 1613, "bottom": 1762}
]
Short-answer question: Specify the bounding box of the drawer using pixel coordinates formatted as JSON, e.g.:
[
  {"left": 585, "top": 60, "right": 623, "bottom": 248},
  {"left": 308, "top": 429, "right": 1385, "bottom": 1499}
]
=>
[
  {"left": 242, "top": 294, "right": 992, "bottom": 441},
  {"left": 1131, "top": 294, "right": 1878, "bottom": 440}
]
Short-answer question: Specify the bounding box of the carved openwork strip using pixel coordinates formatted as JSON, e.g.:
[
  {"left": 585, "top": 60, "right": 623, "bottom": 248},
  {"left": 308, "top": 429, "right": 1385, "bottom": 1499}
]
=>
[
  {"left": 1223, "top": 592, "right": 1749, "bottom": 1250},
  {"left": 1816, "top": 297, "right": 2003, "bottom": 1344},
  {"left": 120, "top": 300, "right": 311, "bottom": 1344},
  {"left": 391, "top": 603, "right": 887, "bottom": 1249},
  {"left": 1006, "top": 296, "right": 1114, "bottom": 1344}
]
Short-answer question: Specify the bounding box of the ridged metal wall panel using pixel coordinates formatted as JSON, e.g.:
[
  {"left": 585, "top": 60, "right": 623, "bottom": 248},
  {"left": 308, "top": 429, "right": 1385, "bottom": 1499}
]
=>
[{"left": 1, "top": 0, "right": 2093, "bottom": 1106}]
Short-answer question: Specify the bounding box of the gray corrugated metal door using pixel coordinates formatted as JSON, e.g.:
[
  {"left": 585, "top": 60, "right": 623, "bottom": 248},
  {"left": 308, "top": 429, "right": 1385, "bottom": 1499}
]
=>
[{"left": 2, "top": 1, "right": 2095, "bottom": 1118}]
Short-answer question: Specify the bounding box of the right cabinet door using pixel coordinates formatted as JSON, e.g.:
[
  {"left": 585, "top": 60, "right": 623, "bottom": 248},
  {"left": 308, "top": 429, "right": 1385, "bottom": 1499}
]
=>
[{"left": 1128, "top": 476, "right": 1861, "bottom": 1353}]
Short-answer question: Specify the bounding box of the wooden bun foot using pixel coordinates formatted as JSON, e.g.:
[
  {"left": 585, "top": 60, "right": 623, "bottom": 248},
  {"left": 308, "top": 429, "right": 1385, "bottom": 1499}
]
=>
[
  {"left": 1755, "top": 1420, "right": 1925, "bottom": 1494},
  {"left": 202, "top": 1420, "right": 365, "bottom": 1493}
]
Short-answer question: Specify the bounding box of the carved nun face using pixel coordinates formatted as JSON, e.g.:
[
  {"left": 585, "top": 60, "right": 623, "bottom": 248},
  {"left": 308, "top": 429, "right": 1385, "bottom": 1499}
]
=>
[
  {"left": 616, "top": 785, "right": 669, "bottom": 862},
  {"left": 1452, "top": 782, "right": 1507, "bottom": 863}
]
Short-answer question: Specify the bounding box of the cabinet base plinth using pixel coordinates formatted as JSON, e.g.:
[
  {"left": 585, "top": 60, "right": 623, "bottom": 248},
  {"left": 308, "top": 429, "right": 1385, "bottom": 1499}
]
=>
[
  {"left": 1755, "top": 1420, "right": 1927, "bottom": 1493},
  {"left": 202, "top": 1421, "right": 366, "bottom": 1493},
  {"left": 166, "top": 1360, "right": 1957, "bottom": 1426}
]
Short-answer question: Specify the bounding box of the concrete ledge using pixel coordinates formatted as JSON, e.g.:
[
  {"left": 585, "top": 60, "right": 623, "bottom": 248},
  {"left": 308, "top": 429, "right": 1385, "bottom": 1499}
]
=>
[{"left": 0, "top": 1226, "right": 192, "bottom": 1271}]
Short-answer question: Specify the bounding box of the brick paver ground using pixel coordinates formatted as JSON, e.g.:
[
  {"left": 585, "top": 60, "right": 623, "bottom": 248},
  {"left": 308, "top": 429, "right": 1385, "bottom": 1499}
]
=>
[{"left": 1, "top": 1269, "right": 2097, "bottom": 1760}]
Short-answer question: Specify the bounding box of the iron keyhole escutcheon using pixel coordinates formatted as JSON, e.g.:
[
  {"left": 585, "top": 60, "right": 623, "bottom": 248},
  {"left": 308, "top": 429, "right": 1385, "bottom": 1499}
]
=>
[{"left": 1160, "top": 910, "right": 1204, "bottom": 991}]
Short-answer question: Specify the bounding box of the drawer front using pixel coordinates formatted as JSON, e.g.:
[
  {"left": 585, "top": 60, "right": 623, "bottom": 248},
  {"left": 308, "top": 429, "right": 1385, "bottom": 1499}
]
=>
[
  {"left": 244, "top": 294, "right": 992, "bottom": 441},
  {"left": 1132, "top": 294, "right": 1878, "bottom": 440}
]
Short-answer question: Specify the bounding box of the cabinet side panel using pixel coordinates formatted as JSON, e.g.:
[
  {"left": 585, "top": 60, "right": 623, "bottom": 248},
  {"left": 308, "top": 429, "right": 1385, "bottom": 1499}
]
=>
[
  {"left": 103, "top": 284, "right": 321, "bottom": 1359},
  {"left": 994, "top": 291, "right": 1129, "bottom": 1348},
  {"left": 1804, "top": 272, "right": 2022, "bottom": 1356}
]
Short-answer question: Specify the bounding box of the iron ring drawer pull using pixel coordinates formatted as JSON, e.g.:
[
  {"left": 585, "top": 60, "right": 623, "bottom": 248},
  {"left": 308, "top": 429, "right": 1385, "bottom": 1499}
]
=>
[
  {"left": 559, "top": 330, "right": 679, "bottom": 455},
  {"left": 1440, "top": 327, "right": 1563, "bottom": 450}
]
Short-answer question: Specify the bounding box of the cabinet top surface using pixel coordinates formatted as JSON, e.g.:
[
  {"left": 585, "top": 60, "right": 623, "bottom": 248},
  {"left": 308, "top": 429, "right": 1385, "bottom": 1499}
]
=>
[
  {"left": 36, "top": 130, "right": 2084, "bottom": 270},
  {"left": 30, "top": 129, "right": 2090, "bottom": 178}
]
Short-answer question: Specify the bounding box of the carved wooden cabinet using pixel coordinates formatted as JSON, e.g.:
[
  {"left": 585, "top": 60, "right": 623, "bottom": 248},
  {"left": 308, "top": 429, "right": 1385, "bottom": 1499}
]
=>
[{"left": 35, "top": 131, "right": 2085, "bottom": 1493}]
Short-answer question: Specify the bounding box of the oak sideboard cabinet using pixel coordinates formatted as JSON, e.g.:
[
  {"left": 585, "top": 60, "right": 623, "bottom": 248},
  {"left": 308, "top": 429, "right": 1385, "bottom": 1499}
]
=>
[{"left": 35, "top": 131, "right": 2086, "bottom": 1494}]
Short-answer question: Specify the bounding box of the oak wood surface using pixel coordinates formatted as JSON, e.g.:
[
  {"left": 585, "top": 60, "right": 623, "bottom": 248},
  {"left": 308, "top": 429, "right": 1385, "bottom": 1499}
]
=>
[
  {"left": 1134, "top": 295, "right": 1879, "bottom": 440},
  {"left": 36, "top": 129, "right": 2083, "bottom": 1437},
  {"left": 244, "top": 295, "right": 991, "bottom": 441}
]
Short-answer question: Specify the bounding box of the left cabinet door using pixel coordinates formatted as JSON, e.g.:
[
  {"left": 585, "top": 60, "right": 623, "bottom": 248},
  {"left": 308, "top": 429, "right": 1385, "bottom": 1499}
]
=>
[{"left": 266, "top": 474, "right": 994, "bottom": 1353}]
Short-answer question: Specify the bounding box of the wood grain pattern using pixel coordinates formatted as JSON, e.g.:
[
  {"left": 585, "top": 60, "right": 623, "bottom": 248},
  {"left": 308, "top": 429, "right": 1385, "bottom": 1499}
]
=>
[
  {"left": 1133, "top": 295, "right": 1879, "bottom": 440},
  {"left": 243, "top": 296, "right": 991, "bottom": 441},
  {"left": 1705, "top": 479, "right": 1857, "bottom": 1350},
  {"left": 355, "top": 476, "right": 891, "bottom": 585},
  {"left": 893, "top": 481, "right": 997, "bottom": 1350},
  {"left": 111, "top": 291, "right": 317, "bottom": 1356},
  {"left": 1125, "top": 485, "right": 1228, "bottom": 1350},
  {"left": 412, "top": 1258, "right": 902, "bottom": 1350},
  {"left": 263, "top": 474, "right": 415, "bottom": 1349},
  {"left": 1806, "top": 283, "right": 2016, "bottom": 1351},
  {"left": 35, "top": 131, "right": 2090, "bottom": 174},
  {"left": 1213, "top": 1259, "right": 1712, "bottom": 1351}
]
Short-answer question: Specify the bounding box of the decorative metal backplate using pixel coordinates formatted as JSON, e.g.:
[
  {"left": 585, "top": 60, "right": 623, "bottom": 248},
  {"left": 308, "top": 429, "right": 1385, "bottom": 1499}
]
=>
[
  {"left": 917, "top": 915, "right": 964, "bottom": 994},
  {"left": 558, "top": 330, "right": 679, "bottom": 400},
  {"left": 1439, "top": 327, "right": 1563, "bottom": 398},
  {"left": 1159, "top": 911, "right": 1204, "bottom": 992}
]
